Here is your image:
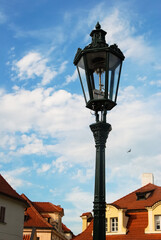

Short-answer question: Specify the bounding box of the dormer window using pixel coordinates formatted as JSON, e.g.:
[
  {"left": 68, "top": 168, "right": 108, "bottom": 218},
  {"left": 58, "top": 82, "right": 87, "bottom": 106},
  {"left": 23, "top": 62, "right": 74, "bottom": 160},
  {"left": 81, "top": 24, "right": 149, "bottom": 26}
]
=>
[{"left": 136, "top": 190, "right": 154, "bottom": 200}]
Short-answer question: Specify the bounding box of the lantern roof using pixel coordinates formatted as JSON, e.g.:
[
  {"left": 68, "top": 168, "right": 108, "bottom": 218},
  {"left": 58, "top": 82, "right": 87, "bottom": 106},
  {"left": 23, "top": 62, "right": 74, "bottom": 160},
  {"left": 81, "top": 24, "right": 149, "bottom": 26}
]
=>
[{"left": 73, "top": 22, "right": 125, "bottom": 66}]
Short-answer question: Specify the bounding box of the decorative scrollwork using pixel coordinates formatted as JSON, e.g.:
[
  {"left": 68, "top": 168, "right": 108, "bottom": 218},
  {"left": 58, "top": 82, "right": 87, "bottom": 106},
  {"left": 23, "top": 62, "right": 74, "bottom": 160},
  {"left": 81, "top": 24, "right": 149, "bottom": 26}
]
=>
[{"left": 90, "top": 122, "right": 111, "bottom": 147}]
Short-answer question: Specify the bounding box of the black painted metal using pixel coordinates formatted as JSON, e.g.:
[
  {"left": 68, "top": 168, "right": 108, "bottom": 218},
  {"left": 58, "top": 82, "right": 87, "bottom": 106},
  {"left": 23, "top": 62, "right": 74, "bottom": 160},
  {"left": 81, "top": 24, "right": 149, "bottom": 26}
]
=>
[
  {"left": 73, "top": 22, "right": 125, "bottom": 240},
  {"left": 90, "top": 113, "right": 111, "bottom": 240},
  {"left": 73, "top": 22, "right": 125, "bottom": 112}
]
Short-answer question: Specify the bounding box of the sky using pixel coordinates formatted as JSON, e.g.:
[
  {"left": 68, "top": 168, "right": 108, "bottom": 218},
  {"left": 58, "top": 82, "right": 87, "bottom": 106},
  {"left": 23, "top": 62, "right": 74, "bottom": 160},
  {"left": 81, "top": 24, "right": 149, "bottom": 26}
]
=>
[{"left": 0, "top": 0, "right": 161, "bottom": 235}]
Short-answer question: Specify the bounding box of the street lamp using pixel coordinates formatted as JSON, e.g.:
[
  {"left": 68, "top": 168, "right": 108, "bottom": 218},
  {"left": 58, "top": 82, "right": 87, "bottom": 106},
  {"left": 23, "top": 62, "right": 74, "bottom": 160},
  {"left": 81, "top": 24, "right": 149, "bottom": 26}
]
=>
[{"left": 73, "top": 22, "right": 125, "bottom": 240}]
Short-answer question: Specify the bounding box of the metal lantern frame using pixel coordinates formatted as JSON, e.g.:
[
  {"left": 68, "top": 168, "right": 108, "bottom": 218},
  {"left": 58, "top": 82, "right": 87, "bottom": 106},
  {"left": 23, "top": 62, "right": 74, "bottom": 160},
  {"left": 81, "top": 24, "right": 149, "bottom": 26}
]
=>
[{"left": 74, "top": 22, "right": 125, "bottom": 112}]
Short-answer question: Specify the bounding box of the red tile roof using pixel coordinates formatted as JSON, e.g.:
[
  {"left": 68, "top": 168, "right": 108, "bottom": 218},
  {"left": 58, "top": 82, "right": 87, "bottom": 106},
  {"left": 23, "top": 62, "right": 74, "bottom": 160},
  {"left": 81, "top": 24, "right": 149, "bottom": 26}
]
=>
[
  {"left": 62, "top": 223, "right": 72, "bottom": 233},
  {"left": 23, "top": 235, "right": 31, "bottom": 240},
  {"left": 80, "top": 212, "right": 92, "bottom": 217},
  {"left": 73, "top": 184, "right": 161, "bottom": 240},
  {"left": 112, "top": 183, "right": 161, "bottom": 210},
  {"left": 32, "top": 202, "right": 64, "bottom": 215},
  {"left": 0, "top": 174, "right": 27, "bottom": 205},
  {"left": 73, "top": 220, "right": 93, "bottom": 240},
  {"left": 74, "top": 212, "right": 161, "bottom": 240},
  {"left": 21, "top": 194, "right": 53, "bottom": 229},
  {"left": 21, "top": 193, "right": 70, "bottom": 235}
]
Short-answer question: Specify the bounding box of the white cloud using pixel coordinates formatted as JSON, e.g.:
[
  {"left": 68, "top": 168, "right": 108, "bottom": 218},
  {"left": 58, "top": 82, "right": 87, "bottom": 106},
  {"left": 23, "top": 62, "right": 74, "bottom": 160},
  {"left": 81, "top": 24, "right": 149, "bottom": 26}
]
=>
[
  {"left": 0, "top": 87, "right": 94, "bottom": 171},
  {"left": 52, "top": 157, "right": 70, "bottom": 173},
  {"left": 137, "top": 76, "right": 147, "bottom": 82},
  {"left": 1, "top": 167, "right": 31, "bottom": 188},
  {"left": 12, "top": 52, "right": 67, "bottom": 85},
  {"left": 37, "top": 163, "right": 51, "bottom": 173},
  {"left": 72, "top": 168, "right": 94, "bottom": 183},
  {"left": 75, "top": 5, "right": 154, "bottom": 64},
  {"left": 0, "top": 85, "right": 161, "bottom": 179},
  {"left": 0, "top": 87, "right": 90, "bottom": 134},
  {"left": 103, "top": 87, "right": 161, "bottom": 195},
  {"left": 64, "top": 187, "right": 93, "bottom": 234},
  {"left": 49, "top": 188, "right": 62, "bottom": 197},
  {"left": 98, "top": 8, "right": 154, "bottom": 64},
  {"left": 150, "top": 80, "right": 161, "bottom": 87},
  {"left": 0, "top": 133, "right": 17, "bottom": 150},
  {"left": 59, "top": 61, "right": 68, "bottom": 74},
  {"left": 65, "top": 69, "right": 78, "bottom": 85},
  {"left": 63, "top": 208, "right": 83, "bottom": 235},
  {"left": 18, "top": 137, "right": 45, "bottom": 155},
  {"left": 65, "top": 187, "right": 93, "bottom": 211}
]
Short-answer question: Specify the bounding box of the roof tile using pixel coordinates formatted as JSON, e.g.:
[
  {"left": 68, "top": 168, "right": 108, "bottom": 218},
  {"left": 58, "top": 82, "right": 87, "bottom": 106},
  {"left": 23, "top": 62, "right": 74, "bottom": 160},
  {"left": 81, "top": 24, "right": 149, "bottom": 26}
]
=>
[{"left": 32, "top": 202, "right": 64, "bottom": 214}]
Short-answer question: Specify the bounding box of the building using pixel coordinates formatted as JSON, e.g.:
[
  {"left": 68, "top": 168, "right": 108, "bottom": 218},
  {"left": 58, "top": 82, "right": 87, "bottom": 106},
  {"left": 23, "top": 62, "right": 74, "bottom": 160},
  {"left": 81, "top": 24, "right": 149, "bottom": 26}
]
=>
[
  {"left": 0, "top": 174, "right": 28, "bottom": 240},
  {"left": 74, "top": 174, "right": 161, "bottom": 240},
  {"left": 21, "top": 194, "right": 74, "bottom": 240}
]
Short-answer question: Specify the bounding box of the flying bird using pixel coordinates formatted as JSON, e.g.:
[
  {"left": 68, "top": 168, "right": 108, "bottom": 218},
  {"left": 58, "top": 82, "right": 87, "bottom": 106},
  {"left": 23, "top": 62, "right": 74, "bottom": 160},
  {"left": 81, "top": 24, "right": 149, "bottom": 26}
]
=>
[{"left": 127, "top": 149, "right": 131, "bottom": 153}]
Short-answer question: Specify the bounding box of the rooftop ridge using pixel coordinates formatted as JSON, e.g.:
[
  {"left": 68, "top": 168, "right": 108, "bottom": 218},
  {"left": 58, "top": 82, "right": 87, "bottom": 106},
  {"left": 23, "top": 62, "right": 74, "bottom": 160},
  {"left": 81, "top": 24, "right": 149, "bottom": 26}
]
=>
[
  {"left": 32, "top": 201, "right": 64, "bottom": 214},
  {"left": 112, "top": 183, "right": 157, "bottom": 205}
]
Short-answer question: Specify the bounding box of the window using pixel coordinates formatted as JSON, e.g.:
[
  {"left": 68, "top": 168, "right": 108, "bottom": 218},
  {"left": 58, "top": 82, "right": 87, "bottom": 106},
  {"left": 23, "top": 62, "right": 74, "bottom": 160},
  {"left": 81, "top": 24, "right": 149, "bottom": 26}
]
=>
[
  {"left": 155, "top": 216, "right": 161, "bottom": 230},
  {"left": 24, "top": 213, "right": 29, "bottom": 222},
  {"left": 0, "top": 207, "right": 6, "bottom": 223},
  {"left": 110, "top": 218, "right": 118, "bottom": 232},
  {"left": 136, "top": 190, "right": 154, "bottom": 201}
]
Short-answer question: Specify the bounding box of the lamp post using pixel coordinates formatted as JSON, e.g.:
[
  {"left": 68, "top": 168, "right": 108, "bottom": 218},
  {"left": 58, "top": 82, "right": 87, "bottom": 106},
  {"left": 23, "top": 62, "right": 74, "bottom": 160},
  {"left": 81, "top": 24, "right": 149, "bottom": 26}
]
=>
[{"left": 73, "top": 22, "right": 125, "bottom": 240}]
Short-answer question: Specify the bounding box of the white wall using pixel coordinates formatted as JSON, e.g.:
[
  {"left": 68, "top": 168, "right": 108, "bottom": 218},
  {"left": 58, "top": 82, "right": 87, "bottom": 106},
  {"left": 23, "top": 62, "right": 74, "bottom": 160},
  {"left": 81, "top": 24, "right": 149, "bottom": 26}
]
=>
[{"left": 0, "top": 194, "right": 25, "bottom": 240}]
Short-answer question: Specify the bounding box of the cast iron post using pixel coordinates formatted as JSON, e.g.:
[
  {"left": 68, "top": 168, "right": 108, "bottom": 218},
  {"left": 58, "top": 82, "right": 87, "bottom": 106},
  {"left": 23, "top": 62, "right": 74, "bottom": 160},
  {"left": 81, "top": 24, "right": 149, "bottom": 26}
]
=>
[{"left": 90, "top": 112, "right": 111, "bottom": 240}]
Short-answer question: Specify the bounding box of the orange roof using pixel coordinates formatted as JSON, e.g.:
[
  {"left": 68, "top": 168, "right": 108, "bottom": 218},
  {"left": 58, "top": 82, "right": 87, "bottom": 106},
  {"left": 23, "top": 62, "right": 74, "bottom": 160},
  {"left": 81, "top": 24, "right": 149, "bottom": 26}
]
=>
[
  {"left": 74, "top": 212, "right": 161, "bottom": 240},
  {"left": 80, "top": 212, "right": 92, "bottom": 217},
  {"left": 62, "top": 223, "right": 72, "bottom": 233},
  {"left": 112, "top": 183, "right": 161, "bottom": 210},
  {"left": 23, "top": 235, "right": 31, "bottom": 240},
  {"left": 73, "top": 220, "right": 93, "bottom": 240},
  {"left": 73, "top": 184, "right": 161, "bottom": 240},
  {"left": 0, "top": 174, "right": 27, "bottom": 205},
  {"left": 21, "top": 194, "right": 53, "bottom": 229},
  {"left": 32, "top": 202, "right": 64, "bottom": 215}
]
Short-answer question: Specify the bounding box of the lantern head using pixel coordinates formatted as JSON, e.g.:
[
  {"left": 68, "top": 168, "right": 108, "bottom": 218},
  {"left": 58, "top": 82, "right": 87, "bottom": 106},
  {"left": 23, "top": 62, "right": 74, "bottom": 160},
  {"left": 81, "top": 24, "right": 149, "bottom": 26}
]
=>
[{"left": 74, "top": 22, "right": 125, "bottom": 112}]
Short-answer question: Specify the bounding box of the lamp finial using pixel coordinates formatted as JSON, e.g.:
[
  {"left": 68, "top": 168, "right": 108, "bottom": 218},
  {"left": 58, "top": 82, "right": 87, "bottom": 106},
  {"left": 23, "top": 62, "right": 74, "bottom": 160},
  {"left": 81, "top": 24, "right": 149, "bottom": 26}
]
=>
[{"left": 95, "top": 22, "right": 101, "bottom": 30}]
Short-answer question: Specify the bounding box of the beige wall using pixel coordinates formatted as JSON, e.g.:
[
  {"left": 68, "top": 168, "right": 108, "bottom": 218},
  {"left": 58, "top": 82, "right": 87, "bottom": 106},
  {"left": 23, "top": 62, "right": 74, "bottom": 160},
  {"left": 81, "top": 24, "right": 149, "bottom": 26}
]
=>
[
  {"left": 24, "top": 228, "right": 67, "bottom": 240},
  {"left": 145, "top": 201, "right": 161, "bottom": 234},
  {"left": 49, "top": 213, "right": 62, "bottom": 232},
  {"left": 81, "top": 216, "right": 88, "bottom": 232},
  {"left": 24, "top": 229, "right": 52, "bottom": 240},
  {"left": 106, "top": 205, "right": 128, "bottom": 235},
  {"left": 0, "top": 194, "right": 25, "bottom": 240}
]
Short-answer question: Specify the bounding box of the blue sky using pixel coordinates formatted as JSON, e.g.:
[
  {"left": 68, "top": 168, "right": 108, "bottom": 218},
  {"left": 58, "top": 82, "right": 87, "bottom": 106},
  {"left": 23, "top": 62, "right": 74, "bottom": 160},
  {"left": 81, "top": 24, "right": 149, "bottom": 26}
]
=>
[{"left": 0, "top": 0, "right": 161, "bottom": 234}]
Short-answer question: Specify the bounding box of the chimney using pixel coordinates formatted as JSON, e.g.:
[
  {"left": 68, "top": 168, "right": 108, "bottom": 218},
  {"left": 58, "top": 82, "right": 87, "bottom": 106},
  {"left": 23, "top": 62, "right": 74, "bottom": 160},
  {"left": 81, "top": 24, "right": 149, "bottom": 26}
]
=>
[
  {"left": 142, "top": 173, "right": 154, "bottom": 186},
  {"left": 80, "top": 212, "right": 93, "bottom": 232}
]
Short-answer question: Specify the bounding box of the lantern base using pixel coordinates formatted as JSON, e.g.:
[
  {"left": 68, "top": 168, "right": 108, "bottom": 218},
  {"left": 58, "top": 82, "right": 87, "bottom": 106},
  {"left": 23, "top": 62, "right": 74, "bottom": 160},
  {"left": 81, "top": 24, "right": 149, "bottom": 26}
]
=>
[{"left": 86, "top": 99, "right": 116, "bottom": 111}]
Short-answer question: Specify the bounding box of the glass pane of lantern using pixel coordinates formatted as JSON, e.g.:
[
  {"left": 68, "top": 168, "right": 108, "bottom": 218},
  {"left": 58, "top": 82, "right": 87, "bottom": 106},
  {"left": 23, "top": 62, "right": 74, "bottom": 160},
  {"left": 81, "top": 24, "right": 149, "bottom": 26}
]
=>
[
  {"left": 108, "top": 53, "right": 121, "bottom": 102},
  {"left": 77, "top": 57, "right": 90, "bottom": 103},
  {"left": 86, "top": 51, "right": 106, "bottom": 100}
]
